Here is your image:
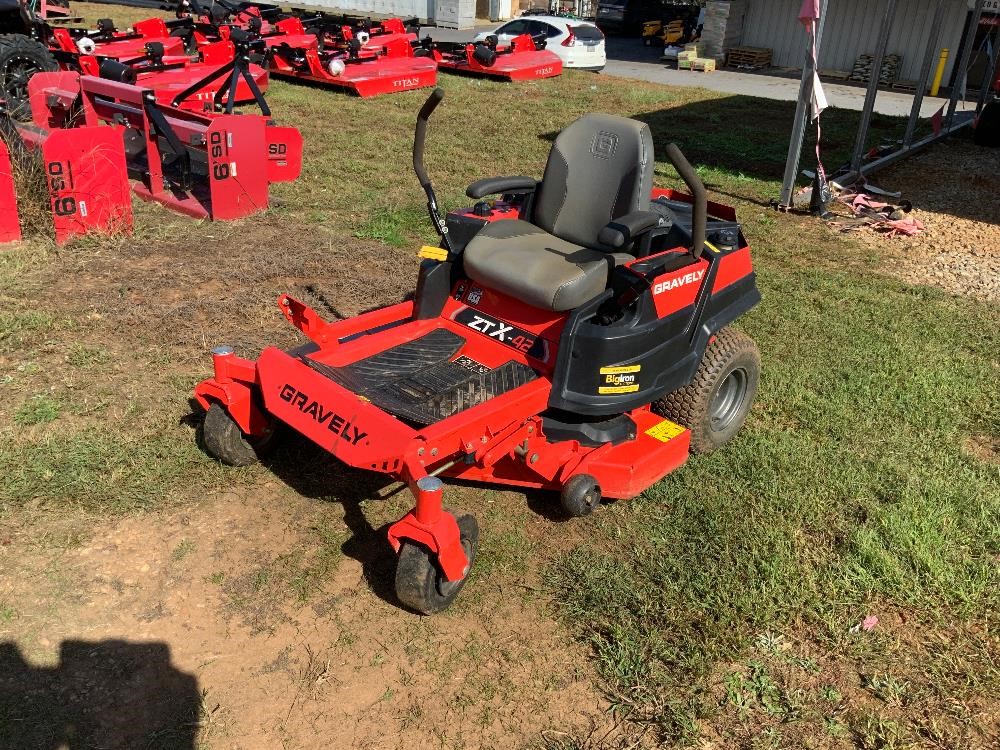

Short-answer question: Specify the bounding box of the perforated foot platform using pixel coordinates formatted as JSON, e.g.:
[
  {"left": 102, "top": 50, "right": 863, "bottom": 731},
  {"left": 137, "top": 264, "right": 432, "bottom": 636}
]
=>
[{"left": 301, "top": 329, "right": 537, "bottom": 425}]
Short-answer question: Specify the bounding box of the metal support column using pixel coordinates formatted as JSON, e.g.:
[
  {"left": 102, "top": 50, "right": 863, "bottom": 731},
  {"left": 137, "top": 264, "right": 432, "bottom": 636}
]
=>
[
  {"left": 975, "top": 23, "right": 999, "bottom": 115},
  {"left": 903, "top": 0, "right": 946, "bottom": 147},
  {"left": 778, "top": 0, "right": 827, "bottom": 209},
  {"left": 849, "top": 0, "right": 898, "bottom": 175},
  {"left": 946, "top": 0, "right": 986, "bottom": 126}
]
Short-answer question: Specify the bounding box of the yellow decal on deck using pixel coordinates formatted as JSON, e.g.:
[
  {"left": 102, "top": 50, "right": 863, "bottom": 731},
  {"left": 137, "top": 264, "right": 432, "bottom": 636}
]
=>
[{"left": 645, "top": 419, "right": 686, "bottom": 442}]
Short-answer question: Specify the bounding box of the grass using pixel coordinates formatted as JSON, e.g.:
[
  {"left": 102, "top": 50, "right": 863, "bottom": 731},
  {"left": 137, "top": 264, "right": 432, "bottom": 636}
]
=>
[
  {"left": 3, "top": 3, "right": 999, "bottom": 746},
  {"left": 547, "top": 266, "right": 999, "bottom": 743}
]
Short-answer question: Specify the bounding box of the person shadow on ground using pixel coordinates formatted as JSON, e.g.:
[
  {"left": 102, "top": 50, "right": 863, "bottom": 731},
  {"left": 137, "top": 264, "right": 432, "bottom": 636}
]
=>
[{"left": 0, "top": 640, "right": 199, "bottom": 750}]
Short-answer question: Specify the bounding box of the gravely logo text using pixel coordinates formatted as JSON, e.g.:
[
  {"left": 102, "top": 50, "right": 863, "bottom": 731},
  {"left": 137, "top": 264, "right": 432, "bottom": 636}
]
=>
[
  {"left": 653, "top": 269, "right": 705, "bottom": 295},
  {"left": 279, "top": 384, "right": 368, "bottom": 445}
]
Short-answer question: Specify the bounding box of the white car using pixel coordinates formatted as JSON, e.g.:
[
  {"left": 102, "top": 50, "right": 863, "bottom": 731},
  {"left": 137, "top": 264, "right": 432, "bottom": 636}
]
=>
[{"left": 473, "top": 15, "right": 606, "bottom": 72}]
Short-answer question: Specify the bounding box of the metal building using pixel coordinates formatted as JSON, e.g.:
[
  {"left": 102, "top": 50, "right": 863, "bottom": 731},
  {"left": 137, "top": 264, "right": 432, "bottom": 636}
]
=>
[{"left": 740, "top": 0, "right": 975, "bottom": 84}]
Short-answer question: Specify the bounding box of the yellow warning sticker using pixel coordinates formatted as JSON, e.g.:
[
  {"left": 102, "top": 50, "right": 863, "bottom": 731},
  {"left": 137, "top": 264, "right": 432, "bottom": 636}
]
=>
[
  {"left": 645, "top": 419, "right": 686, "bottom": 442},
  {"left": 599, "top": 384, "right": 640, "bottom": 394},
  {"left": 599, "top": 365, "right": 641, "bottom": 375}
]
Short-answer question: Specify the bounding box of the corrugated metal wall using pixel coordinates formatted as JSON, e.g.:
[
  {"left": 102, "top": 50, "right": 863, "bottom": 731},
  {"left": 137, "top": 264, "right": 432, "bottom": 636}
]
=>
[{"left": 741, "top": 0, "right": 970, "bottom": 83}]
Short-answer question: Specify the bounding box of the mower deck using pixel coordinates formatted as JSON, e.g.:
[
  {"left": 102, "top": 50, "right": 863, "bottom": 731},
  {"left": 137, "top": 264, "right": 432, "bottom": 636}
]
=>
[
  {"left": 431, "top": 35, "right": 563, "bottom": 81},
  {"left": 435, "top": 50, "right": 562, "bottom": 81},
  {"left": 268, "top": 51, "right": 437, "bottom": 96}
]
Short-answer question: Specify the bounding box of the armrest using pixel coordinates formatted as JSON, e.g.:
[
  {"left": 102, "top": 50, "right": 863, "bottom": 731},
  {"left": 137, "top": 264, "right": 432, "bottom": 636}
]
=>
[
  {"left": 598, "top": 210, "right": 664, "bottom": 249},
  {"left": 466, "top": 176, "right": 538, "bottom": 199}
]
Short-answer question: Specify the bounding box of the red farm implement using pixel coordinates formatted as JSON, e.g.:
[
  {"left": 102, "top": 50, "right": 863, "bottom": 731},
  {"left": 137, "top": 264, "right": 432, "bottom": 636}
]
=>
[
  {"left": 422, "top": 33, "right": 562, "bottom": 81},
  {"left": 0, "top": 138, "right": 19, "bottom": 243},
  {"left": 263, "top": 16, "right": 436, "bottom": 97},
  {"left": 175, "top": 3, "right": 437, "bottom": 97},
  {"left": 15, "top": 63, "right": 301, "bottom": 222},
  {"left": 47, "top": 17, "right": 189, "bottom": 60},
  {"left": 45, "top": 21, "right": 271, "bottom": 112}
]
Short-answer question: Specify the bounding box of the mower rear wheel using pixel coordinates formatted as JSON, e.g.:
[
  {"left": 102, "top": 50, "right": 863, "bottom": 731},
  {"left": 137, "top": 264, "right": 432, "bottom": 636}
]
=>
[
  {"left": 201, "top": 403, "right": 276, "bottom": 467},
  {"left": 560, "top": 474, "right": 602, "bottom": 517},
  {"left": 655, "top": 327, "right": 760, "bottom": 454},
  {"left": 395, "top": 513, "right": 479, "bottom": 615},
  {"left": 0, "top": 35, "right": 58, "bottom": 122}
]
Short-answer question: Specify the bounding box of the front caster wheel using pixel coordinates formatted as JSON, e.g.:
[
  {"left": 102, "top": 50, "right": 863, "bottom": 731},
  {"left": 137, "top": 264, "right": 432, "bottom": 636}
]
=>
[
  {"left": 395, "top": 513, "right": 479, "bottom": 615},
  {"left": 560, "top": 474, "right": 601, "bottom": 517},
  {"left": 200, "top": 403, "right": 276, "bottom": 467}
]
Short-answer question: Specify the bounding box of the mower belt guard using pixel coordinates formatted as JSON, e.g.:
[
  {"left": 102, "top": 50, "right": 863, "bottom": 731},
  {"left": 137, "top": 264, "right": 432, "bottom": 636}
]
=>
[
  {"left": 0, "top": 141, "right": 19, "bottom": 244},
  {"left": 42, "top": 127, "right": 133, "bottom": 245}
]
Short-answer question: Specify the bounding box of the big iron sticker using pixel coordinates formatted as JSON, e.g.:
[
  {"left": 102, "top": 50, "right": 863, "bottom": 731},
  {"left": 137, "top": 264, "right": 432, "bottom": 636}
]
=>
[{"left": 598, "top": 364, "right": 641, "bottom": 394}]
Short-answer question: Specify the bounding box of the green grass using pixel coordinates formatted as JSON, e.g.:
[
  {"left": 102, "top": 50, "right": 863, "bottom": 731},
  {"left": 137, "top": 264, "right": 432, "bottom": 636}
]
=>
[
  {"left": 14, "top": 395, "right": 61, "bottom": 425},
  {"left": 548, "top": 270, "right": 999, "bottom": 742}
]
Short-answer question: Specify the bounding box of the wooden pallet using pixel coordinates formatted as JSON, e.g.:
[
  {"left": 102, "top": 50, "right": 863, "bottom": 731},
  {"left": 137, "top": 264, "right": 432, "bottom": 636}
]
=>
[{"left": 725, "top": 46, "right": 772, "bottom": 69}]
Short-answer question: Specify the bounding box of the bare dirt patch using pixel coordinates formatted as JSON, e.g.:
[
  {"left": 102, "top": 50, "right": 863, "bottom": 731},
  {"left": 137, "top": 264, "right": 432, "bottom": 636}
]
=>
[
  {"left": 1, "top": 483, "right": 612, "bottom": 749},
  {"left": 35, "top": 217, "right": 422, "bottom": 360},
  {"left": 846, "top": 138, "right": 1000, "bottom": 303},
  {"left": 963, "top": 433, "right": 999, "bottom": 465}
]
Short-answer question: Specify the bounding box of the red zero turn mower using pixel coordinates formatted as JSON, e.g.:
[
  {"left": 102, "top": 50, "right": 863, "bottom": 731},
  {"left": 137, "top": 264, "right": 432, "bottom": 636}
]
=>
[
  {"left": 194, "top": 89, "right": 761, "bottom": 613},
  {"left": 422, "top": 33, "right": 562, "bottom": 81}
]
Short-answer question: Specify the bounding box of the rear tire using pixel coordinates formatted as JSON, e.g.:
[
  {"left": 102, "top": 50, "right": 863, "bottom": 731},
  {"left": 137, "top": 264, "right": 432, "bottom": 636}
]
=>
[
  {"left": 395, "top": 513, "right": 479, "bottom": 615},
  {"left": 655, "top": 327, "right": 760, "bottom": 454},
  {"left": 200, "top": 403, "right": 275, "bottom": 467},
  {"left": 0, "top": 35, "right": 58, "bottom": 122}
]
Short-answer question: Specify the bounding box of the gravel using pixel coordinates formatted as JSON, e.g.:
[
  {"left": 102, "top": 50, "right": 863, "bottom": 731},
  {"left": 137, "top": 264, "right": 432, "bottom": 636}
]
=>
[{"left": 848, "top": 136, "right": 1000, "bottom": 304}]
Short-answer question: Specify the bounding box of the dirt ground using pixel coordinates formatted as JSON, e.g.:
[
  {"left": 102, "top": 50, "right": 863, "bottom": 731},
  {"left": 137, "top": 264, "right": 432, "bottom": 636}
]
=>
[
  {"left": 839, "top": 137, "right": 1000, "bottom": 303},
  {"left": 0, "top": 224, "right": 617, "bottom": 749},
  {"left": 2, "top": 488, "right": 608, "bottom": 749}
]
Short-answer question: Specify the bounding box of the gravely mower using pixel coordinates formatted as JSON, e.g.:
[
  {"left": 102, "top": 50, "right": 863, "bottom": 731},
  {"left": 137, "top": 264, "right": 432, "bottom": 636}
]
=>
[
  {"left": 194, "top": 89, "right": 761, "bottom": 613},
  {"left": 420, "top": 32, "right": 562, "bottom": 82}
]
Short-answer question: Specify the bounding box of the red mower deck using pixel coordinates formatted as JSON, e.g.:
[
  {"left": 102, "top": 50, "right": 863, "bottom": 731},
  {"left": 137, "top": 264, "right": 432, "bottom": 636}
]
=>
[
  {"left": 266, "top": 30, "right": 436, "bottom": 97},
  {"left": 428, "top": 34, "right": 562, "bottom": 81}
]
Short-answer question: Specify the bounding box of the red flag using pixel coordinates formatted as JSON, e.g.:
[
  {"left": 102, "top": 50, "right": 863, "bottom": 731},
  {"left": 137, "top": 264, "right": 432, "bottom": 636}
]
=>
[
  {"left": 799, "top": 0, "right": 820, "bottom": 27},
  {"left": 931, "top": 105, "right": 944, "bottom": 135}
]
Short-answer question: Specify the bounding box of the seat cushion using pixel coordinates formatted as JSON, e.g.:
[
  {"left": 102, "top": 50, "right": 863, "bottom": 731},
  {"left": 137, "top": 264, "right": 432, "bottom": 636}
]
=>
[{"left": 463, "top": 220, "right": 611, "bottom": 311}]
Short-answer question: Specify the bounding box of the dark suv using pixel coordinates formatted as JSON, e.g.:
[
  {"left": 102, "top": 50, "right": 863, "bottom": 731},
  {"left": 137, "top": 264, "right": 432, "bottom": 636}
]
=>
[{"left": 596, "top": 0, "right": 663, "bottom": 35}]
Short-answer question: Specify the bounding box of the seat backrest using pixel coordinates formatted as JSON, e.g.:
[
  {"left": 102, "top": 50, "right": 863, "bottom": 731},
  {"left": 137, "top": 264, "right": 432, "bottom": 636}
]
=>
[{"left": 533, "top": 113, "right": 654, "bottom": 250}]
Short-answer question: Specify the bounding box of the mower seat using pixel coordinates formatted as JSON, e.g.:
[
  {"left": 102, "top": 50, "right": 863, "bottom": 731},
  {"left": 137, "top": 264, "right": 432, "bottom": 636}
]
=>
[{"left": 464, "top": 113, "right": 654, "bottom": 311}]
